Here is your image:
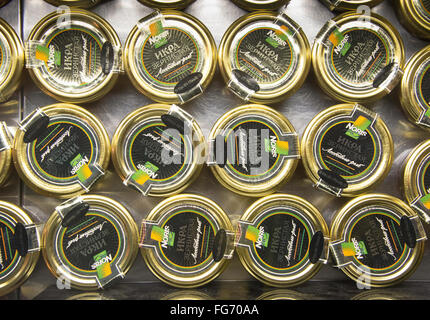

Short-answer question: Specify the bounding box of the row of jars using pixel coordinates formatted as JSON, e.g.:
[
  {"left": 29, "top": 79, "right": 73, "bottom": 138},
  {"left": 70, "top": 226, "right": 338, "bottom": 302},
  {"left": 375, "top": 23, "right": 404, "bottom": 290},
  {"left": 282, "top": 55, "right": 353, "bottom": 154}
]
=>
[{"left": 0, "top": 2, "right": 430, "bottom": 130}]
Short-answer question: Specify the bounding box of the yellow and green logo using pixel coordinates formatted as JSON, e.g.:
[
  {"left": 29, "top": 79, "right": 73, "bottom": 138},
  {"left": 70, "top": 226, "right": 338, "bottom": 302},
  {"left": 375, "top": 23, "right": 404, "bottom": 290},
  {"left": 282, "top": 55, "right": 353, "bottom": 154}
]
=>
[
  {"left": 70, "top": 154, "right": 92, "bottom": 182},
  {"left": 345, "top": 116, "right": 371, "bottom": 140},
  {"left": 265, "top": 25, "right": 289, "bottom": 48},
  {"left": 151, "top": 225, "right": 175, "bottom": 249},
  {"left": 420, "top": 193, "right": 430, "bottom": 209},
  {"left": 246, "top": 225, "right": 269, "bottom": 249},
  {"left": 341, "top": 239, "right": 368, "bottom": 258},
  {"left": 264, "top": 137, "right": 289, "bottom": 156},
  {"left": 92, "top": 250, "right": 113, "bottom": 280},
  {"left": 35, "top": 45, "right": 61, "bottom": 67},
  {"left": 132, "top": 162, "right": 159, "bottom": 185},
  {"left": 149, "top": 20, "right": 167, "bottom": 48},
  {"left": 329, "top": 29, "right": 351, "bottom": 56}
]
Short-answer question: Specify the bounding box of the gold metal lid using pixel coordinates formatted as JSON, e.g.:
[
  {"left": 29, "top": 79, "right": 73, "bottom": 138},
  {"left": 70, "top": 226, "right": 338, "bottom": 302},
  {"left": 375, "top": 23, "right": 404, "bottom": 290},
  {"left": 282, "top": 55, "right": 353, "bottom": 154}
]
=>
[
  {"left": 124, "top": 10, "right": 216, "bottom": 105},
  {"left": 399, "top": 45, "right": 430, "bottom": 130},
  {"left": 140, "top": 194, "right": 235, "bottom": 288},
  {"left": 320, "top": 0, "right": 384, "bottom": 11},
  {"left": 301, "top": 103, "right": 393, "bottom": 197},
  {"left": 13, "top": 103, "right": 111, "bottom": 199},
  {"left": 43, "top": 0, "right": 102, "bottom": 8},
  {"left": 235, "top": 194, "right": 330, "bottom": 287},
  {"left": 395, "top": 0, "right": 430, "bottom": 40},
  {"left": 25, "top": 9, "right": 122, "bottom": 104},
  {"left": 402, "top": 139, "right": 430, "bottom": 224},
  {"left": 218, "top": 10, "right": 310, "bottom": 104},
  {"left": 111, "top": 104, "right": 205, "bottom": 197},
  {"left": 256, "top": 289, "right": 307, "bottom": 300},
  {"left": 0, "top": 122, "right": 12, "bottom": 187},
  {"left": 312, "top": 11, "right": 405, "bottom": 103},
  {"left": 0, "top": 201, "right": 41, "bottom": 296},
  {"left": 42, "top": 195, "right": 139, "bottom": 291},
  {"left": 137, "top": 0, "right": 196, "bottom": 10},
  {"left": 161, "top": 290, "right": 213, "bottom": 300},
  {"left": 230, "top": 0, "right": 290, "bottom": 11},
  {"left": 207, "top": 104, "right": 300, "bottom": 197},
  {"left": 329, "top": 193, "right": 427, "bottom": 288},
  {"left": 0, "top": 18, "right": 24, "bottom": 103}
]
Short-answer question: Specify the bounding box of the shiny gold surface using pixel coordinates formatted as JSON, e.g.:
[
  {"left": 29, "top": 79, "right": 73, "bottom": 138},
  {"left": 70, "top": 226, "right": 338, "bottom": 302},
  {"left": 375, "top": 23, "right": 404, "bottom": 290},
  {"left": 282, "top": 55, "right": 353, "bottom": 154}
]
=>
[
  {"left": 13, "top": 103, "right": 111, "bottom": 199},
  {"left": 137, "top": 0, "right": 196, "bottom": 10},
  {"left": 396, "top": 0, "right": 430, "bottom": 40},
  {"left": 42, "top": 194, "right": 139, "bottom": 291}
]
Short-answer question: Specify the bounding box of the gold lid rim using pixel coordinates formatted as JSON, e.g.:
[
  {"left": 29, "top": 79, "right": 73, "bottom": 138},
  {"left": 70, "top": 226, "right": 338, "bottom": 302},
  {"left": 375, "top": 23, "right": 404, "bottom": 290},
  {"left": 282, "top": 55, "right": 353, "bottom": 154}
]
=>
[
  {"left": 400, "top": 45, "right": 430, "bottom": 128},
  {"left": 124, "top": 10, "right": 217, "bottom": 105},
  {"left": 43, "top": 0, "right": 102, "bottom": 8},
  {"left": 208, "top": 104, "right": 300, "bottom": 197},
  {"left": 27, "top": 9, "right": 121, "bottom": 104},
  {"left": 403, "top": 139, "right": 430, "bottom": 205},
  {"left": 0, "top": 122, "right": 12, "bottom": 187},
  {"left": 42, "top": 194, "right": 139, "bottom": 291},
  {"left": 236, "top": 194, "right": 329, "bottom": 287},
  {"left": 312, "top": 11, "right": 405, "bottom": 103},
  {"left": 13, "top": 103, "right": 111, "bottom": 199},
  {"left": 301, "top": 103, "right": 393, "bottom": 197},
  {"left": 330, "top": 193, "right": 425, "bottom": 287},
  {"left": 0, "top": 201, "right": 40, "bottom": 296},
  {"left": 0, "top": 18, "right": 24, "bottom": 103},
  {"left": 141, "top": 193, "right": 233, "bottom": 288},
  {"left": 218, "top": 11, "right": 311, "bottom": 104},
  {"left": 396, "top": 0, "right": 430, "bottom": 40},
  {"left": 111, "top": 104, "right": 205, "bottom": 197},
  {"left": 322, "top": 0, "right": 384, "bottom": 11},
  {"left": 231, "top": 0, "right": 290, "bottom": 11},
  {"left": 137, "top": 0, "right": 196, "bottom": 10}
]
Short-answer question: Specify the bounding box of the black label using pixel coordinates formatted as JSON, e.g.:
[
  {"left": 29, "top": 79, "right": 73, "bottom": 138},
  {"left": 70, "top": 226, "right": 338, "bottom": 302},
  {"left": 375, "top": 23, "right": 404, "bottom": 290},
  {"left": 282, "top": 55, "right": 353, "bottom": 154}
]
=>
[
  {"left": 37, "top": 28, "right": 103, "bottom": 88},
  {"left": 421, "top": 158, "right": 430, "bottom": 194},
  {"left": 418, "top": 0, "right": 430, "bottom": 19},
  {"left": 234, "top": 27, "right": 293, "bottom": 84},
  {"left": 140, "top": 27, "right": 199, "bottom": 86},
  {"left": 231, "top": 69, "right": 260, "bottom": 92},
  {"left": 347, "top": 213, "right": 405, "bottom": 270},
  {"left": 418, "top": 62, "right": 430, "bottom": 110},
  {"left": 101, "top": 41, "right": 114, "bottom": 75},
  {"left": 225, "top": 120, "right": 277, "bottom": 177},
  {"left": 23, "top": 114, "right": 50, "bottom": 144},
  {"left": 60, "top": 211, "right": 120, "bottom": 273},
  {"left": 157, "top": 211, "right": 215, "bottom": 268},
  {"left": 127, "top": 123, "right": 186, "bottom": 181},
  {"left": 174, "top": 72, "right": 202, "bottom": 94},
  {"left": 373, "top": 62, "right": 394, "bottom": 88},
  {"left": 0, "top": 219, "right": 17, "bottom": 274},
  {"left": 250, "top": 213, "right": 310, "bottom": 270},
  {"left": 31, "top": 121, "right": 94, "bottom": 181},
  {"left": 318, "top": 122, "right": 375, "bottom": 179},
  {"left": 330, "top": 29, "right": 388, "bottom": 85}
]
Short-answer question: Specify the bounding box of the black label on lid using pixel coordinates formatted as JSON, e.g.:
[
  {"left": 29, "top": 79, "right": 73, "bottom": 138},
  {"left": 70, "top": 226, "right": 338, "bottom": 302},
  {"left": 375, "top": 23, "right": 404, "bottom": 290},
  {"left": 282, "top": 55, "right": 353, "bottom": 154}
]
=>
[
  {"left": 23, "top": 114, "right": 50, "bottom": 144},
  {"left": 154, "top": 211, "right": 216, "bottom": 269},
  {"left": 174, "top": 72, "right": 203, "bottom": 94},
  {"left": 12, "top": 223, "right": 28, "bottom": 257},
  {"left": 232, "top": 69, "right": 260, "bottom": 92},
  {"left": 101, "top": 41, "right": 114, "bottom": 75}
]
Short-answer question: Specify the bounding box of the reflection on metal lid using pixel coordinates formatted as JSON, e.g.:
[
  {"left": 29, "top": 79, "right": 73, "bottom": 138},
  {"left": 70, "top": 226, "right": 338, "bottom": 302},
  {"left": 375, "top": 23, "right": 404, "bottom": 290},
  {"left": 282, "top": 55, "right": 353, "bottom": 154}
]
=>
[
  {"left": 231, "top": 0, "right": 290, "bottom": 11},
  {"left": 301, "top": 103, "right": 393, "bottom": 197},
  {"left": 42, "top": 195, "right": 139, "bottom": 291},
  {"left": 312, "top": 11, "right": 404, "bottom": 103},
  {"left": 208, "top": 104, "right": 300, "bottom": 197},
  {"left": 218, "top": 10, "right": 310, "bottom": 104},
  {"left": 140, "top": 194, "right": 234, "bottom": 288},
  {"left": 137, "top": 0, "right": 196, "bottom": 10},
  {"left": 236, "top": 194, "right": 330, "bottom": 287},
  {"left": 329, "top": 193, "right": 427, "bottom": 288},
  {"left": 124, "top": 10, "right": 216, "bottom": 104},
  {"left": 26, "top": 9, "right": 121, "bottom": 104},
  {"left": 111, "top": 104, "right": 205, "bottom": 197},
  {"left": 13, "top": 104, "right": 111, "bottom": 199}
]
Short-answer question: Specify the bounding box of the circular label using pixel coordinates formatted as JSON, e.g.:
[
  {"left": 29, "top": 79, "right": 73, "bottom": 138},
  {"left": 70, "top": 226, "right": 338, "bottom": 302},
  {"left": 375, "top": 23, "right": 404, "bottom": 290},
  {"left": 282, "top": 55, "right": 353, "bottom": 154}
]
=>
[
  {"left": 222, "top": 115, "right": 291, "bottom": 183},
  {"left": 0, "top": 215, "right": 19, "bottom": 279},
  {"left": 139, "top": 27, "right": 200, "bottom": 87},
  {"left": 57, "top": 208, "right": 124, "bottom": 276},
  {"left": 328, "top": 28, "right": 389, "bottom": 87},
  {"left": 249, "top": 210, "right": 311, "bottom": 274},
  {"left": 37, "top": 27, "right": 105, "bottom": 90},
  {"left": 346, "top": 211, "right": 408, "bottom": 271},
  {"left": 157, "top": 209, "right": 216, "bottom": 270},
  {"left": 0, "top": 33, "right": 11, "bottom": 84},
  {"left": 125, "top": 120, "right": 190, "bottom": 183},
  {"left": 232, "top": 26, "right": 294, "bottom": 85},
  {"left": 416, "top": 0, "right": 430, "bottom": 23},
  {"left": 417, "top": 154, "right": 430, "bottom": 195},
  {"left": 27, "top": 116, "right": 99, "bottom": 185},
  {"left": 415, "top": 59, "right": 430, "bottom": 110},
  {"left": 317, "top": 121, "right": 376, "bottom": 180}
]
